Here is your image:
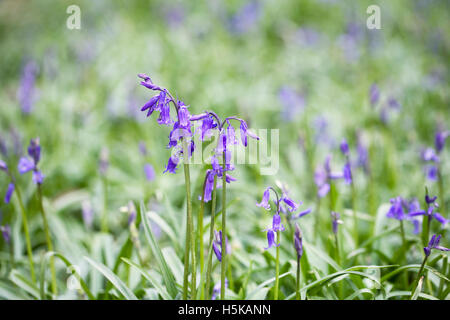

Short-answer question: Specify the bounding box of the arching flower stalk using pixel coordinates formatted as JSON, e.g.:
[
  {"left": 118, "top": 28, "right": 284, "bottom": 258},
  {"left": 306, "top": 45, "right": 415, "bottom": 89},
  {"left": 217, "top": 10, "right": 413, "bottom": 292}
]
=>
[
  {"left": 18, "top": 138, "right": 57, "bottom": 295},
  {"left": 1, "top": 159, "right": 35, "bottom": 282}
]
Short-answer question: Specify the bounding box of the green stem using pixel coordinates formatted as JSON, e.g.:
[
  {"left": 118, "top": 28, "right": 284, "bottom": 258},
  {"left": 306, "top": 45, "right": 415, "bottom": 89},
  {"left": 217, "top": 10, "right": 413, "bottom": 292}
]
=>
[
  {"left": 198, "top": 179, "right": 207, "bottom": 300},
  {"left": 220, "top": 152, "right": 227, "bottom": 300},
  {"left": 399, "top": 220, "right": 409, "bottom": 288},
  {"left": 274, "top": 230, "right": 281, "bottom": 300},
  {"left": 314, "top": 197, "right": 321, "bottom": 241},
  {"left": 296, "top": 257, "right": 301, "bottom": 300},
  {"left": 37, "top": 184, "right": 57, "bottom": 296},
  {"left": 351, "top": 181, "right": 358, "bottom": 246},
  {"left": 182, "top": 161, "right": 193, "bottom": 300},
  {"left": 410, "top": 255, "right": 428, "bottom": 299},
  {"left": 14, "top": 186, "right": 36, "bottom": 283},
  {"left": 205, "top": 175, "right": 217, "bottom": 300},
  {"left": 101, "top": 176, "right": 108, "bottom": 233}
]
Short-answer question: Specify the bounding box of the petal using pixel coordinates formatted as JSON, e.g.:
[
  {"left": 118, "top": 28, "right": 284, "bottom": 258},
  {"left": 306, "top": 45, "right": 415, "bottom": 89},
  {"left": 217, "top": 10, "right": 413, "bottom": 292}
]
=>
[{"left": 17, "top": 157, "right": 35, "bottom": 174}]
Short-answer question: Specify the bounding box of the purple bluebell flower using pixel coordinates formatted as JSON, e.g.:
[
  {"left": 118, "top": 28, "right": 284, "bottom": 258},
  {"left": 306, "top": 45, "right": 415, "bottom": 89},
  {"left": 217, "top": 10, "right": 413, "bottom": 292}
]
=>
[
  {"left": 163, "top": 155, "right": 179, "bottom": 174},
  {"left": 281, "top": 196, "right": 299, "bottom": 212},
  {"left": 211, "top": 278, "right": 229, "bottom": 300},
  {"left": 200, "top": 115, "right": 217, "bottom": 141},
  {"left": 279, "top": 86, "right": 306, "bottom": 120},
  {"left": 0, "top": 160, "right": 7, "bottom": 172},
  {"left": 425, "top": 195, "right": 437, "bottom": 205},
  {"left": 144, "top": 163, "right": 155, "bottom": 181},
  {"left": 294, "top": 223, "right": 303, "bottom": 260},
  {"left": 238, "top": 119, "right": 259, "bottom": 147},
  {"left": 340, "top": 139, "right": 349, "bottom": 156},
  {"left": 425, "top": 165, "right": 438, "bottom": 181},
  {"left": 263, "top": 214, "right": 285, "bottom": 250},
  {"left": 4, "top": 182, "right": 15, "bottom": 204},
  {"left": 138, "top": 141, "right": 147, "bottom": 156},
  {"left": 343, "top": 162, "right": 352, "bottom": 185},
  {"left": 293, "top": 208, "right": 312, "bottom": 219},
  {"left": 435, "top": 130, "right": 449, "bottom": 153},
  {"left": 423, "top": 234, "right": 450, "bottom": 257},
  {"left": 228, "top": 0, "right": 262, "bottom": 35},
  {"left": 17, "top": 61, "right": 38, "bottom": 114},
  {"left": 331, "top": 211, "right": 342, "bottom": 234},
  {"left": 0, "top": 224, "right": 11, "bottom": 244},
  {"left": 296, "top": 27, "right": 320, "bottom": 46},
  {"left": 18, "top": 138, "right": 44, "bottom": 184},
  {"left": 421, "top": 148, "right": 439, "bottom": 162},
  {"left": 256, "top": 187, "right": 270, "bottom": 210},
  {"left": 82, "top": 200, "right": 93, "bottom": 228},
  {"left": 387, "top": 197, "right": 406, "bottom": 220},
  {"left": 213, "top": 230, "right": 230, "bottom": 262},
  {"left": 369, "top": 83, "right": 380, "bottom": 106}
]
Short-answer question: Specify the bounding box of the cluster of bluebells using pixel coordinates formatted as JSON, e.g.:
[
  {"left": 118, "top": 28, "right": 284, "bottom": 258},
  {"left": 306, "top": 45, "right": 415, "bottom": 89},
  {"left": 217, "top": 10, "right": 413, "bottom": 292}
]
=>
[
  {"left": 386, "top": 195, "right": 448, "bottom": 234},
  {"left": 356, "top": 131, "right": 370, "bottom": 174},
  {"left": 256, "top": 187, "right": 310, "bottom": 250},
  {"left": 18, "top": 138, "right": 44, "bottom": 184},
  {"left": 138, "top": 74, "right": 259, "bottom": 176},
  {"left": 420, "top": 130, "right": 448, "bottom": 181}
]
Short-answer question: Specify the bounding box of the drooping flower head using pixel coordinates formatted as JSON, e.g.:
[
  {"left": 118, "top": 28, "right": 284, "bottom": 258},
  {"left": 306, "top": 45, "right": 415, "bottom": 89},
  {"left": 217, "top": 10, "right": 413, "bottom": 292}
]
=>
[
  {"left": 331, "top": 211, "right": 342, "bottom": 235},
  {"left": 435, "top": 130, "right": 449, "bottom": 153},
  {"left": 18, "top": 138, "right": 44, "bottom": 184},
  {"left": 423, "top": 234, "right": 450, "bottom": 257},
  {"left": 294, "top": 223, "right": 303, "bottom": 260},
  {"left": 212, "top": 230, "right": 231, "bottom": 262}
]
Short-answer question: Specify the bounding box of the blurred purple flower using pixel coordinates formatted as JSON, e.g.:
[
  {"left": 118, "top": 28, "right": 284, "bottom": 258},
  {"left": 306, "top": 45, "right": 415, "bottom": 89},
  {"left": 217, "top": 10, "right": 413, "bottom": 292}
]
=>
[
  {"left": 144, "top": 163, "right": 155, "bottom": 181},
  {"left": 228, "top": 0, "right": 262, "bottom": 35},
  {"left": 211, "top": 278, "right": 229, "bottom": 300},
  {"left": 369, "top": 83, "right": 380, "bottom": 106},
  {"left": 18, "top": 138, "right": 44, "bottom": 184},
  {"left": 279, "top": 86, "right": 306, "bottom": 121},
  {"left": 4, "top": 183, "right": 15, "bottom": 204},
  {"left": 331, "top": 211, "right": 342, "bottom": 234},
  {"left": 82, "top": 200, "right": 94, "bottom": 228},
  {"left": 0, "top": 224, "right": 11, "bottom": 244},
  {"left": 17, "top": 61, "right": 38, "bottom": 114}
]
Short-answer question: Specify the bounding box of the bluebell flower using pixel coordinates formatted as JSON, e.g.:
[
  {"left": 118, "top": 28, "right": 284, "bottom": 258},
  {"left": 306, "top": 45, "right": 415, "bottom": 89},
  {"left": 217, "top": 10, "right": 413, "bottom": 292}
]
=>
[
  {"left": 4, "top": 182, "right": 15, "bottom": 204},
  {"left": 278, "top": 86, "right": 305, "bottom": 121},
  {"left": 435, "top": 130, "right": 449, "bottom": 153},
  {"left": 213, "top": 230, "right": 230, "bottom": 262},
  {"left": 144, "top": 163, "right": 155, "bottom": 181},
  {"left": 340, "top": 139, "right": 349, "bottom": 156},
  {"left": 424, "top": 234, "right": 450, "bottom": 257},
  {"left": 409, "top": 200, "right": 449, "bottom": 226},
  {"left": 82, "top": 200, "right": 93, "bottom": 228},
  {"left": 294, "top": 223, "right": 303, "bottom": 260},
  {"left": 18, "top": 138, "right": 44, "bottom": 184},
  {"left": 264, "top": 214, "right": 285, "bottom": 250},
  {"left": 256, "top": 187, "right": 271, "bottom": 210},
  {"left": 163, "top": 155, "right": 179, "bottom": 174},
  {"left": 228, "top": 0, "right": 262, "bottom": 35},
  {"left": 331, "top": 211, "right": 342, "bottom": 235}
]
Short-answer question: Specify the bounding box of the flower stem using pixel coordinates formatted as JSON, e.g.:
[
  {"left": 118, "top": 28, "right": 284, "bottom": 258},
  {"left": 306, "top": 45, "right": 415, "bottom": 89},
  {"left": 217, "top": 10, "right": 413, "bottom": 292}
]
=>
[
  {"left": 351, "top": 180, "right": 358, "bottom": 246},
  {"left": 399, "top": 220, "right": 409, "bottom": 288},
  {"left": 220, "top": 152, "right": 227, "bottom": 300},
  {"left": 410, "top": 255, "right": 428, "bottom": 299},
  {"left": 198, "top": 177, "right": 207, "bottom": 300},
  {"left": 14, "top": 185, "right": 36, "bottom": 283},
  {"left": 101, "top": 176, "right": 108, "bottom": 233},
  {"left": 182, "top": 161, "right": 193, "bottom": 300},
  {"left": 296, "top": 257, "right": 301, "bottom": 300},
  {"left": 274, "top": 230, "right": 280, "bottom": 300},
  {"left": 205, "top": 175, "right": 217, "bottom": 300},
  {"left": 37, "top": 184, "right": 57, "bottom": 296}
]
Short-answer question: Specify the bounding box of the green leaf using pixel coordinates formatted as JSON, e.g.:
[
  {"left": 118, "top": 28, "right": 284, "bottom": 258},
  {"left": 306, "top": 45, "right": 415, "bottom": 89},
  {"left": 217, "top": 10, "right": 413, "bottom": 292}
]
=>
[
  {"left": 85, "top": 256, "right": 137, "bottom": 300},
  {"left": 121, "top": 257, "right": 171, "bottom": 300},
  {"left": 246, "top": 272, "right": 291, "bottom": 299},
  {"left": 9, "top": 269, "right": 39, "bottom": 299},
  {"left": 411, "top": 276, "right": 423, "bottom": 300},
  {"left": 140, "top": 201, "right": 178, "bottom": 298},
  {"left": 381, "top": 264, "right": 450, "bottom": 283}
]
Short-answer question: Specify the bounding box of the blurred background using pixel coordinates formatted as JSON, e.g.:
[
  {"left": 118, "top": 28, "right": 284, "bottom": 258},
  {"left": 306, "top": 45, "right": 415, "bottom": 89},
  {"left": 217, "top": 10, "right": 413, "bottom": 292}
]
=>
[{"left": 0, "top": 0, "right": 449, "bottom": 299}]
